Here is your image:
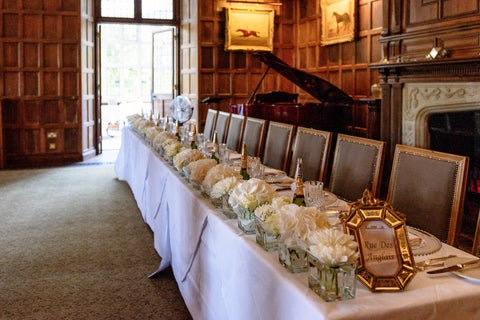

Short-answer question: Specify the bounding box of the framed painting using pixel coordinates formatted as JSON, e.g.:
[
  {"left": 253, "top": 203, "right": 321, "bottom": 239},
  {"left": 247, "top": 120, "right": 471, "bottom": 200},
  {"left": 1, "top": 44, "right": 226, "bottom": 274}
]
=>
[
  {"left": 321, "top": 0, "right": 355, "bottom": 46},
  {"left": 225, "top": 8, "right": 274, "bottom": 52}
]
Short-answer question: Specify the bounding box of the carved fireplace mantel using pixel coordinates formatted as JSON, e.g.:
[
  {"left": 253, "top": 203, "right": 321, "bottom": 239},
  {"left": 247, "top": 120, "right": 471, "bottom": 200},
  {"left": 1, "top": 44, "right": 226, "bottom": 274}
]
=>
[{"left": 370, "top": 58, "right": 480, "bottom": 162}]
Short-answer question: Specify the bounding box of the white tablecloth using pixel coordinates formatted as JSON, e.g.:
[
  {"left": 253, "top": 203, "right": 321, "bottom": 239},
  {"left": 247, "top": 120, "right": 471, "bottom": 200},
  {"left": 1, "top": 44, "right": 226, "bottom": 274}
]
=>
[{"left": 115, "top": 128, "right": 480, "bottom": 320}]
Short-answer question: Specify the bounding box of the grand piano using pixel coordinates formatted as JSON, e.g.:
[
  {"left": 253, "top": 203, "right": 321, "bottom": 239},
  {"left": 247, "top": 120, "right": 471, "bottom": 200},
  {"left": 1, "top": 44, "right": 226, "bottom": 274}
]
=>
[{"left": 231, "top": 51, "right": 354, "bottom": 132}]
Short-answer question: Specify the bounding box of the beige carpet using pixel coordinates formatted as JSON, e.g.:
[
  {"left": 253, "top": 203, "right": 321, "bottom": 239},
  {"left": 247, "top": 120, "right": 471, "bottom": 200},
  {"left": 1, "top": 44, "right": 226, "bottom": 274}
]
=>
[{"left": 0, "top": 165, "right": 192, "bottom": 320}]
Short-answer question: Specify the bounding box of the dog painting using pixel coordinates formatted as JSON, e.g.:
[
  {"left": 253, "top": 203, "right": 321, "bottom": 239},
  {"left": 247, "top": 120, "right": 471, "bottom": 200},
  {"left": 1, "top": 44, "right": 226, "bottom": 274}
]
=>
[
  {"left": 321, "top": 0, "right": 355, "bottom": 46},
  {"left": 225, "top": 8, "right": 274, "bottom": 52}
]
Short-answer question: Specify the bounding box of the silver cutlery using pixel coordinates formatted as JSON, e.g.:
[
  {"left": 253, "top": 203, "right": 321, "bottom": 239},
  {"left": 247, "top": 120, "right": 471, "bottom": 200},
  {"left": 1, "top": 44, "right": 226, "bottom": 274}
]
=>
[
  {"left": 415, "top": 254, "right": 457, "bottom": 271},
  {"left": 427, "top": 258, "right": 480, "bottom": 274}
]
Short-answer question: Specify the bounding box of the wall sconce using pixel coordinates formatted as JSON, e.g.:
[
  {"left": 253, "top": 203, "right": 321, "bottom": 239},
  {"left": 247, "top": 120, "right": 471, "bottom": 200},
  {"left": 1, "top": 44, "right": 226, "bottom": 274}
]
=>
[{"left": 426, "top": 47, "right": 448, "bottom": 60}]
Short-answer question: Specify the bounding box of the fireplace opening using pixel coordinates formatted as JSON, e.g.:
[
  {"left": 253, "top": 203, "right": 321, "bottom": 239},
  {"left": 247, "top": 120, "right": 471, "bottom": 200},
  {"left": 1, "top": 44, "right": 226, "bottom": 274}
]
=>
[{"left": 429, "top": 110, "right": 480, "bottom": 249}]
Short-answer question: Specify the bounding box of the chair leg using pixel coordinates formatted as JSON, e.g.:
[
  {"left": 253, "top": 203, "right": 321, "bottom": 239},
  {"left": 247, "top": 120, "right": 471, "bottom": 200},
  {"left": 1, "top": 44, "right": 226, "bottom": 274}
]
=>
[{"left": 473, "top": 208, "right": 480, "bottom": 257}]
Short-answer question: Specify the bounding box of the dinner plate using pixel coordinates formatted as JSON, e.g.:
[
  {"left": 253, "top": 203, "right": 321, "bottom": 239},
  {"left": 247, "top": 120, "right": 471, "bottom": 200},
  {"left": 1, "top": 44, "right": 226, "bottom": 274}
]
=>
[
  {"left": 407, "top": 226, "right": 442, "bottom": 256},
  {"left": 324, "top": 191, "right": 337, "bottom": 207},
  {"left": 444, "top": 257, "right": 480, "bottom": 283}
]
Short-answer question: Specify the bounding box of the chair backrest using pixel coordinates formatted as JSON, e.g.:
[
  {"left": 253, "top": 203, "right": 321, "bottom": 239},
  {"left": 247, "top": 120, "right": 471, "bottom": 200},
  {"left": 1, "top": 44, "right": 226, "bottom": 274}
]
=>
[
  {"left": 203, "top": 109, "right": 218, "bottom": 141},
  {"left": 329, "top": 134, "right": 386, "bottom": 202},
  {"left": 215, "top": 111, "right": 231, "bottom": 144},
  {"left": 242, "top": 117, "right": 267, "bottom": 157},
  {"left": 387, "top": 144, "right": 469, "bottom": 245},
  {"left": 263, "top": 121, "right": 295, "bottom": 171},
  {"left": 473, "top": 210, "right": 480, "bottom": 256},
  {"left": 289, "top": 127, "right": 332, "bottom": 182},
  {"left": 225, "top": 114, "right": 245, "bottom": 151}
]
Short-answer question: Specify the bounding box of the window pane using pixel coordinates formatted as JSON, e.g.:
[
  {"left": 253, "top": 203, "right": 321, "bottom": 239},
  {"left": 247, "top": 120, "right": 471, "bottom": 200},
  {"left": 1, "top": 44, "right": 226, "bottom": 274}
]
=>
[
  {"left": 142, "top": 0, "right": 173, "bottom": 19},
  {"left": 101, "top": 0, "right": 134, "bottom": 18}
]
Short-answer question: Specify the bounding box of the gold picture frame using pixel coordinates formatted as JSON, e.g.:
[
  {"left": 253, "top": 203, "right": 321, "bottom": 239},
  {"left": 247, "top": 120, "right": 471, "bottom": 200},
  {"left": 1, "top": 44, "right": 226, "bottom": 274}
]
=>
[
  {"left": 225, "top": 7, "right": 274, "bottom": 52},
  {"left": 343, "top": 191, "right": 416, "bottom": 292},
  {"left": 321, "top": 0, "right": 355, "bottom": 46}
]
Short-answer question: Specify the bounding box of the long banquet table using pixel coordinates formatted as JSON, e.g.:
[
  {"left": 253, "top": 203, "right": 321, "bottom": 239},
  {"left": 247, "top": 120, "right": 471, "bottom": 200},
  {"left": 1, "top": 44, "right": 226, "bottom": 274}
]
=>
[{"left": 115, "top": 127, "right": 480, "bottom": 320}]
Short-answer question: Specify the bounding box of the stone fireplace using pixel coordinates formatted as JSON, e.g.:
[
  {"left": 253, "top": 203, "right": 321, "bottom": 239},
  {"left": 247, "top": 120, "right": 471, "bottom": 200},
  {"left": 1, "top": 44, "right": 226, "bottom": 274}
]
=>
[{"left": 402, "top": 82, "right": 480, "bottom": 149}]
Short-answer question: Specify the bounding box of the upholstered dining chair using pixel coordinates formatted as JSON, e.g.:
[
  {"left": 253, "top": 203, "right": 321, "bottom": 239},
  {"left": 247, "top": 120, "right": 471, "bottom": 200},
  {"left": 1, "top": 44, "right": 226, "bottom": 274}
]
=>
[
  {"left": 262, "top": 121, "right": 295, "bottom": 171},
  {"left": 203, "top": 109, "right": 218, "bottom": 141},
  {"left": 289, "top": 127, "right": 332, "bottom": 182},
  {"left": 215, "top": 111, "right": 231, "bottom": 144},
  {"left": 225, "top": 114, "right": 245, "bottom": 152},
  {"left": 241, "top": 117, "right": 267, "bottom": 157},
  {"left": 473, "top": 212, "right": 480, "bottom": 256},
  {"left": 387, "top": 144, "right": 469, "bottom": 246},
  {"left": 329, "top": 134, "right": 386, "bottom": 202}
]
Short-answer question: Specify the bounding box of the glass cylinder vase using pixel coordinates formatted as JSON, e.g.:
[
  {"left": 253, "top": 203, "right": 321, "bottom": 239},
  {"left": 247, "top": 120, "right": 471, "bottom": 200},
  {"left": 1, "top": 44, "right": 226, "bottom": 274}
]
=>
[
  {"left": 255, "top": 216, "right": 278, "bottom": 252},
  {"left": 278, "top": 241, "right": 308, "bottom": 273},
  {"left": 234, "top": 205, "right": 256, "bottom": 234},
  {"left": 307, "top": 253, "right": 358, "bottom": 302},
  {"left": 221, "top": 195, "right": 237, "bottom": 219}
]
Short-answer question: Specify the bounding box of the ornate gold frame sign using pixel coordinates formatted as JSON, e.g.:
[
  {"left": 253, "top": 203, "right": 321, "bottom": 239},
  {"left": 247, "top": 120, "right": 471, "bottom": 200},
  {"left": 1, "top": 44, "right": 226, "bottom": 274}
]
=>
[
  {"left": 343, "top": 190, "right": 416, "bottom": 292},
  {"left": 321, "top": 0, "right": 355, "bottom": 46},
  {"left": 225, "top": 8, "right": 274, "bottom": 52}
]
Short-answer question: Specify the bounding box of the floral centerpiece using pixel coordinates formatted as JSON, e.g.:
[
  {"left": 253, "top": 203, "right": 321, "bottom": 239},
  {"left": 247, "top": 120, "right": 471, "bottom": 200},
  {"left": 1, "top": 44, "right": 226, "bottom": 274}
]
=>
[
  {"left": 163, "top": 142, "right": 183, "bottom": 160},
  {"left": 146, "top": 126, "right": 163, "bottom": 143},
  {"left": 202, "top": 164, "right": 242, "bottom": 196},
  {"left": 153, "top": 131, "right": 176, "bottom": 152},
  {"left": 209, "top": 177, "right": 241, "bottom": 218},
  {"left": 307, "top": 228, "right": 359, "bottom": 301},
  {"left": 173, "top": 149, "right": 205, "bottom": 172},
  {"left": 253, "top": 196, "right": 291, "bottom": 251},
  {"left": 228, "top": 178, "right": 276, "bottom": 234},
  {"left": 276, "top": 204, "right": 331, "bottom": 273},
  {"left": 127, "top": 114, "right": 142, "bottom": 127},
  {"left": 138, "top": 120, "right": 155, "bottom": 135},
  {"left": 188, "top": 159, "right": 218, "bottom": 188}
]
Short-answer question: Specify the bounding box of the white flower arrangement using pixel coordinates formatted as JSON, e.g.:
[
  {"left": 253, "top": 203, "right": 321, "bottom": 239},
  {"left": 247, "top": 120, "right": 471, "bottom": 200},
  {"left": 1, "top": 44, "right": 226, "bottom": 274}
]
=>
[
  {"left": 173, "top": 149, "right": 205, "bottom": 170},
  {"left": 164, "top": 141, "right": 182, "bottom": 158},
  {"left": 254, "top": 196, "right": 291, "bottom": 236},
  {"left": 139, "top": 120, "right": 155, "bottom": 134},
  {"left": 202, "top": 164, "right": 242, "bottom": 195},
  {"left": 153, "top": 131, "right": 177, "bottom": 149},
  {"left": 228, "top": 178, "right": 277, "bottom": 212},
  {"left": 278, "top": 204, "right": 331, "bottom": 247},
  {"left": 127, "top": 114, "right": 142, "bottom": 124},
  {"left": 209, "top": 176, "right": 241, "bottom": 199},
  {"left": 188, "top": 159, "right": 218, "bottom": 185},
  {"left": 146, "top": 126, "right": 163, "bottom": 142},
  {"left": 134, "top": 117, "right": 147, "bottom": 128},
  {"left": 161, "top": 138, "right": 178, "bottom": 148},
  {"left": 308, "top": 228, "right": 359, "bottom": 267}
]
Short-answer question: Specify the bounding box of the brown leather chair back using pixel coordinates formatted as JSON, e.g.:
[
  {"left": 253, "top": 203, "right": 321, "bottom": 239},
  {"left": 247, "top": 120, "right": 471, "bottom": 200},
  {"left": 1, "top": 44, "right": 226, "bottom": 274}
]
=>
[
  {"left": 329, "top": 134, "right": 386, "bottom": 202},
  {"left": 225, "top": 114, "right": 245, "bottom": 152},
  {"left": 289, "top": 127, "right": 332, "bottom": 182},
  {"left": 215, "top": 111, "right": 231, "bottom": 144},
  {"left": 242, "top": 117, "right": 267, "bottom": 157},
  {"left": 263, "top": 122, "right": 295, "bottom": 171},
  {"left": 387, "top": 144, "right": 469, "bottom": 245},
  {"left": 203, "top": 109, "right": 218, "bottom": 141}
]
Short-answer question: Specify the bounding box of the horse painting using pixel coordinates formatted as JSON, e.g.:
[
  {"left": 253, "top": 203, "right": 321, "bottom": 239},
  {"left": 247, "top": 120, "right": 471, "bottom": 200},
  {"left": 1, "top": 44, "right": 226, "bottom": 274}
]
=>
[{"left": 331, "top": 12, "right": 351, "bottom": 34}]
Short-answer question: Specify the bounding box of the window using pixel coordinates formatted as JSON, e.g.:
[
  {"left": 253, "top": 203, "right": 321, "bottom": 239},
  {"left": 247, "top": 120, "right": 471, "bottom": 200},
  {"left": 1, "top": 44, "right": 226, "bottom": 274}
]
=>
[{"left": 98, "top": 0, "right": 174, "bottom": 22}]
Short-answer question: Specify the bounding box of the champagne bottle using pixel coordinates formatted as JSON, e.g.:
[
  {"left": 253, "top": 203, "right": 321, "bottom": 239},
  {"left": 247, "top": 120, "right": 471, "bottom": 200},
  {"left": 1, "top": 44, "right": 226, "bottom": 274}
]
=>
[
  {"left": 240, "top": 143, "right": 250, "bottom": 180},
  {"left": 211, "top": 131, "right": 220, "bottom": 163},
  {"left": 190, "top": 124, "right": 198, "bottom": 149},
  {"left": 292, "top": 158, "right": 306, "bottom": 206},
  {"left": 175, "top": 119, "right": 181, "bottom": 141}
]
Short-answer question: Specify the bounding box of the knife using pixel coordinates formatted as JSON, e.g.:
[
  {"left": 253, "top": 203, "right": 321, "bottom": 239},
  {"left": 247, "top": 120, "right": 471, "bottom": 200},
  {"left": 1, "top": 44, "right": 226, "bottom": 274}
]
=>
[{"left": 427, "top": 258, "right": 480, "bottom": 274}]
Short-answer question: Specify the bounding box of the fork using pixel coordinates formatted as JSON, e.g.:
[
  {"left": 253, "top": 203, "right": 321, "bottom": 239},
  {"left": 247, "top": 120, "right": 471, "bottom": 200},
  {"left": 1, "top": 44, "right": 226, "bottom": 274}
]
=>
[{"left": 415, "top": 255, "right": 457, "bottom": 271}]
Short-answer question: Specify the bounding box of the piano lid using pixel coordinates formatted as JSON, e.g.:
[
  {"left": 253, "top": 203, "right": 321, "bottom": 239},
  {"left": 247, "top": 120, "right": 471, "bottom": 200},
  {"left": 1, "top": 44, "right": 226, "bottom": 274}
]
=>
[{"left": 252, "top": 51, "right": 354, "bottom": 105}]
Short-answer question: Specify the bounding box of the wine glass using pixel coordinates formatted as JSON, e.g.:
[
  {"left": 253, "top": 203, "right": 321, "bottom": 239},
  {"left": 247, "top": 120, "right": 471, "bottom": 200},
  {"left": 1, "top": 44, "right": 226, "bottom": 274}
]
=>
[
  {"left": 304, "top": 181, "right": 325, "bottom": 211},
  {"left": 196, "top": 133, "right": 205, "bottom": 152}
]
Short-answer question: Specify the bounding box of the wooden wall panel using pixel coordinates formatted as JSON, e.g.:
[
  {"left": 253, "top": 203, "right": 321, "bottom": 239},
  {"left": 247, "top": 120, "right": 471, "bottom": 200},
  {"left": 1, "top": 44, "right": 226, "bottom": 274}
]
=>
[{"left": 0, "top": 0, "right": 83, "bottom": 167}]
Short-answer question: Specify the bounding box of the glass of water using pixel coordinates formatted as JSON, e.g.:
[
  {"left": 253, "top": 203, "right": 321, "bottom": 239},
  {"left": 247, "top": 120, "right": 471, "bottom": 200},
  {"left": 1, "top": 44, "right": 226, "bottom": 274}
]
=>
[{"left": 304, "top": 181, "right": 325, "bottom": 211}]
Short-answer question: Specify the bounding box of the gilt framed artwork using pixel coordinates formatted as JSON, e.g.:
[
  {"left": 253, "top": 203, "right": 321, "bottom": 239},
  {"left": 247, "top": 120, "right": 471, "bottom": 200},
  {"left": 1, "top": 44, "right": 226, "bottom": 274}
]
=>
[
  {"left": 321, "top": 0, "right": 355, "bottom": 46},
  {"left": 225, "top": 8, "right": 274, "bottom": 52}
]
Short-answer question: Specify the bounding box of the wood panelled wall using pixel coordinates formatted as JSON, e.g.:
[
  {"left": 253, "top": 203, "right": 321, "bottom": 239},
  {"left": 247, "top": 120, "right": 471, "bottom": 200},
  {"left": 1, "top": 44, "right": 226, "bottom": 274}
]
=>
[
  {"left": 194, "top": 0, "right": 383, "bottom": 134},
  {"left": 0, "top": 0, "right": 83, "bottom": 167}
]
